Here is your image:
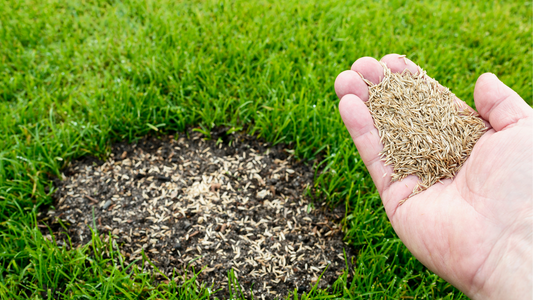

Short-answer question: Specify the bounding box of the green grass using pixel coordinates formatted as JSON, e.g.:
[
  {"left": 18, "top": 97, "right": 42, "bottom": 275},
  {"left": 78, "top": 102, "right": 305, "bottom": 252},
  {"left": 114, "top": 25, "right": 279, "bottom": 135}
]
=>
[{"left": 0, "top": 0, "right": 531, "bottom": 298}]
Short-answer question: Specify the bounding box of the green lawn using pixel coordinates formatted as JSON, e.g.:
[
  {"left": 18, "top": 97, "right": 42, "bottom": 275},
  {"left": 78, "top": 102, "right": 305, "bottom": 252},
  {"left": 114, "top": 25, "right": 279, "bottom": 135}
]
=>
[{"left": 0, "top": 0, "right": 531, "bottom": 298}]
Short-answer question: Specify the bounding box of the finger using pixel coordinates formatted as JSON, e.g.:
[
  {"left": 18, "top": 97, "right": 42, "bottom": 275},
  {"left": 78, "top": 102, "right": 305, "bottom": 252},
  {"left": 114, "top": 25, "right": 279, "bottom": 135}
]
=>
[
  {"left": 338, "top": 94, "right": 392, "bottom": 194},
  {"left": 351, "top": 56, "right": 384, "bottom": 85},
  {"left": 342, "top": 56, "right": 425, "bottom": 209},
  {"left": 334, "top": 70, "right": 369, "bottom": 101},
  {"left": 380, "top": 54, "right": 420, "bottom": 74},
  {"left": 335, "top": 57, "right": 385, "bottom": 101},
  {"left": 474, "top": 73, "right": 533, "bottom": 131}
]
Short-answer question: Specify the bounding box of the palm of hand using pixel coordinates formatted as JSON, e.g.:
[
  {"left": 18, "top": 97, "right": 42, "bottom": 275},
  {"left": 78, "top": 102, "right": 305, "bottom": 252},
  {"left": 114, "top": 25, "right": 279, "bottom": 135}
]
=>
[{"left": 335, "top": 55, "right": 532, "bottom": 299}]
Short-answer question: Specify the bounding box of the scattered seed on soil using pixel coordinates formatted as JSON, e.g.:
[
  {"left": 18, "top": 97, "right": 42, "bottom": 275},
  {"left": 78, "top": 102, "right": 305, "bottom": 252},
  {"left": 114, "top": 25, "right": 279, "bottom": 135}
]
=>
[
  {"left": 363, "top": 63, "right": 486, "bottom": 203},
  {"left": 40, "top": 129, "right": 355, "bottom": 299}
]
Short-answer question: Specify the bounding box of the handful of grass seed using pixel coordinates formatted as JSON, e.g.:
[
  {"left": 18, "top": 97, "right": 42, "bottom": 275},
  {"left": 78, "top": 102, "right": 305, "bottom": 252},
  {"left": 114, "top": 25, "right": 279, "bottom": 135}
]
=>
[{"left": 362, "top": 63, "right": 486, "bottom": 203}]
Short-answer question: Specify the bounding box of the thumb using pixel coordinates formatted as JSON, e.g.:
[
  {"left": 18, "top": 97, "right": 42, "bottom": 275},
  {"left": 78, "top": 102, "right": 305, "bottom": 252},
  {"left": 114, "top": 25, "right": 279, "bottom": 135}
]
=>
[{"left": 474, "top": 73, "right": 533, "bottom": 131}]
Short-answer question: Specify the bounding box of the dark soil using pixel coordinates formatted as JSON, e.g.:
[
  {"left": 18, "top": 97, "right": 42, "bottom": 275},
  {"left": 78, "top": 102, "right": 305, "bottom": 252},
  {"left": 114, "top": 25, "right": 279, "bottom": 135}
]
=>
[{"left": 40, "top": 128, "right": 355, "bottom": 299}]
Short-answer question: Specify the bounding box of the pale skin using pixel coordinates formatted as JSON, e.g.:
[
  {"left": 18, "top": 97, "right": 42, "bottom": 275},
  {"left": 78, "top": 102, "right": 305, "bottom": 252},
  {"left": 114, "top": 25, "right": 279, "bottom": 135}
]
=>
[{"left": 335, "top": 54, "right": 533, "bottom": 299}]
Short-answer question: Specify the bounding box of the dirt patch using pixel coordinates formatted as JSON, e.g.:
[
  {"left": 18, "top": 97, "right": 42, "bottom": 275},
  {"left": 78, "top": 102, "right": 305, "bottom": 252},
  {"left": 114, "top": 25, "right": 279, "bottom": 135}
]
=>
[{"left": 40, "top": 129, "right": 355, "bottom": 298}]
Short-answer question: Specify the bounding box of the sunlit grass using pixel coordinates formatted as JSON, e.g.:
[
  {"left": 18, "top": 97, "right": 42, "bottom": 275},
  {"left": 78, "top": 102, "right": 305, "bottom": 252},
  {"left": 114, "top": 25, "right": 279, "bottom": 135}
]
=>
[{"left": 0, "top": 0, "right": 531, "bottom": 298}]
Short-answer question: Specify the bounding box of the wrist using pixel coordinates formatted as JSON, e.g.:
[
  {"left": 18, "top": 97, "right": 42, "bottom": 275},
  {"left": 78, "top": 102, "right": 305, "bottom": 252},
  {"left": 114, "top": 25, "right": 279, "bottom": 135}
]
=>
[{"left": 469, "top": 224, "right": 532, "bottom": 300}]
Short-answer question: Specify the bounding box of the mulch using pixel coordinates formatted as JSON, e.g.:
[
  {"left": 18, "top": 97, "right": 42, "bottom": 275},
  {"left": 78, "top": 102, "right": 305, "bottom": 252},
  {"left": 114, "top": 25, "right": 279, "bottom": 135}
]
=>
[{"left": 39, "top": 128, "right": 356, "bottom": 299}]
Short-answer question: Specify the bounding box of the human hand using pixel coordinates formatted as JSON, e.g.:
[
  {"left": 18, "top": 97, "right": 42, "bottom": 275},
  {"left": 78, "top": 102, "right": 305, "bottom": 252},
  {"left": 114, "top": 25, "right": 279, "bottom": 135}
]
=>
[{"left": 335, "top": 54, "right": 533, "bottom": 299}]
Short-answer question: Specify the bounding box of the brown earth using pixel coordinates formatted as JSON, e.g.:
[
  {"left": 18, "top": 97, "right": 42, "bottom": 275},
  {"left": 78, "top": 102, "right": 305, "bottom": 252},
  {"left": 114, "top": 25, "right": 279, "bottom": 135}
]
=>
[{"left": 39, "top": 128, "right": 356, "bottom": 299}]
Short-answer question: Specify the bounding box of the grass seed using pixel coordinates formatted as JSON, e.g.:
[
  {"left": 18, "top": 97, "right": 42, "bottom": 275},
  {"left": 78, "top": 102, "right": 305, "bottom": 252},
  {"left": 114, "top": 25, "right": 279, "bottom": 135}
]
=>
[
  {"left": 365, "top": 63, "right": 487, "bottom": 203},
  {"left": 43, "top": 130, "right": 355, "bottom": 298}
]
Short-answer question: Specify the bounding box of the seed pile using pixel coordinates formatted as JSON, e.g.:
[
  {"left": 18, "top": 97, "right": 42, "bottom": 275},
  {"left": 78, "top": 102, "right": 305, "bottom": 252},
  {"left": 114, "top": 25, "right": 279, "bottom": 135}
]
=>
[
  {"left": 363, "top": 63, "right": 486, "bottom": 201},
  {"left": 42, "top": 130, "right": 354, "bottom": 298}
]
